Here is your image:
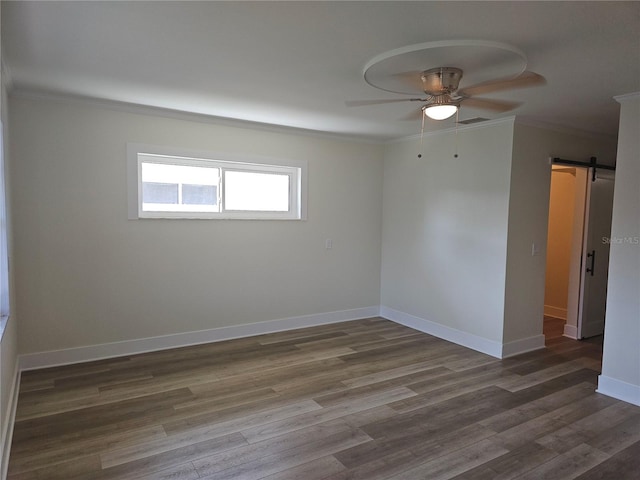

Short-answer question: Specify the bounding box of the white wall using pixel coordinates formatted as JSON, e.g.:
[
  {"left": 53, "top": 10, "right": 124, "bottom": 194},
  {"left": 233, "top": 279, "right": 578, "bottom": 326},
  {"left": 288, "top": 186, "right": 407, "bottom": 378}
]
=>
[
  {"left": 381, "top": 118, "right": 618, "bottom": 358},
  {"left": 598, "top": 93, "right": 640, "bottom": 406},
  {"left": 381, "top": 119, "right": 515, "bottom": 356},
  {"left": 544, "top": 169, "right": 576, "bottom": 319},
  {"left": 503, "top": 123, "right": 617, "bottom": 349},
  {"left": 9, "top": 95, "right": 383, "bottom": 357}
]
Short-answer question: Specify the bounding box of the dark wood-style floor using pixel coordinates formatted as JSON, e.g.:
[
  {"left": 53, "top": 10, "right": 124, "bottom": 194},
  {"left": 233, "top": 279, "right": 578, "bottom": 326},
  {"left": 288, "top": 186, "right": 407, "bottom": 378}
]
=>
[{"left": 8, "top": 317, "right": 639, "bottom": 479}]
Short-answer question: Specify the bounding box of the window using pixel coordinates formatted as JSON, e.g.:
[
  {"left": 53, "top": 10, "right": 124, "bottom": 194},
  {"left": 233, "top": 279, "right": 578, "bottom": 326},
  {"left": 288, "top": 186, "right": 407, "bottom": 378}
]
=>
[
  {"left": 224, "top": 170, "right": 289, "bottom": 212},
  {"left": 140, "top": 160, "right": 219, "bottom": 213},
  {"left": 128, "top": 144, "right": 306, "bottom": 220}
]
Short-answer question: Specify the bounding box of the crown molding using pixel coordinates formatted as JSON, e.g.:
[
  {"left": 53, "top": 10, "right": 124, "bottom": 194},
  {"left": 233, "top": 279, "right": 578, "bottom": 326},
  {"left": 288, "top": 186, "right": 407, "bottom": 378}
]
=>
[
  {"left": 9, "top": 88, "right": 385, "bottom": 145},
  {"left": 8, "top": 87, "right": 623, "bottom": 146},
  {"left": 387, "top": 114, "right": 619, "bottom": 148},
  {"left": 514, "top": 116, "right": 618, "bottom": 143},
  {"left": 387, "top": 116, "right": 516, "bottom": 145}
]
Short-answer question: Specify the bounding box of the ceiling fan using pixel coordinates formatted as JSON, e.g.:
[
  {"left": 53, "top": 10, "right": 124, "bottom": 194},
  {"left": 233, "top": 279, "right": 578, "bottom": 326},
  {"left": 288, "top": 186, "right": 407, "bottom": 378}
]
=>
[{"left": 346, "top": 67, "right": 545, "bottom": 121}]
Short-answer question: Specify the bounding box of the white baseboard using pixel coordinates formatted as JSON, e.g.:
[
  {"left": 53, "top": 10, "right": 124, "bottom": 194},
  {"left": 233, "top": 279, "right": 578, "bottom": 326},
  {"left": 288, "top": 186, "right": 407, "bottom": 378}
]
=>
[
  {"left": 1, "top": 364, "right": 20, "bottom": 480},
  {"left": 501, "top": 335, "right": 546, "bottom": 358},
  {"left": 379, "top": 306, "right": 503, "bottom": 358},
  {"left": 14, "top": 304, "right": 547, "bottom": 371},
  {"left": 544, "top": 305, "right": 567, "bottom": 320},
  {"left": 18, "top": 306, "right": 380, "bottom": 371},
  {"left": 596, "top": 375, "right": 640, "bottom": 407},
  {"left": 380, "top": 306, "right": 545, "bottom": 359},
  {"left": 563, "top": 324, "right": 579, "bottom": 339}
]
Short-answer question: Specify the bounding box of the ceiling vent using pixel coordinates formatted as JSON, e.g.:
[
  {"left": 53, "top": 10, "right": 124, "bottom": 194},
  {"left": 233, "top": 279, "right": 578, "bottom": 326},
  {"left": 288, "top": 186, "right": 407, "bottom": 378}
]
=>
[{"left": 457, "top": 117, "right": 490, "bottom": 125}]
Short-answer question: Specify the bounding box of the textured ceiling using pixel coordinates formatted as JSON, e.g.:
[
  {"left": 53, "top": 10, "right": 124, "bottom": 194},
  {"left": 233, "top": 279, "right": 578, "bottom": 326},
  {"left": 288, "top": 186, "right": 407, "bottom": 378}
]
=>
[{"left": 3, "top": 1, "right": 639, "bottom": 141}]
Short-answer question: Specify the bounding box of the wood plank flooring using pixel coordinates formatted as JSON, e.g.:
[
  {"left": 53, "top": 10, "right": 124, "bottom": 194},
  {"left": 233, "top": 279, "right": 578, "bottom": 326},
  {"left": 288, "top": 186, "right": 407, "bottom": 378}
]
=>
[{"left": 8, "top": 317, "right": 639, "bottom": 479}]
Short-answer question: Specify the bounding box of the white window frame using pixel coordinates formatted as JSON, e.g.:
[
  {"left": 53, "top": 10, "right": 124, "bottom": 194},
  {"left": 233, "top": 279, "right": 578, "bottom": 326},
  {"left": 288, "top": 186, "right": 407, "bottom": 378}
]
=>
[{"left": 127, "top": 143, "right": 307, "bottom": 220}]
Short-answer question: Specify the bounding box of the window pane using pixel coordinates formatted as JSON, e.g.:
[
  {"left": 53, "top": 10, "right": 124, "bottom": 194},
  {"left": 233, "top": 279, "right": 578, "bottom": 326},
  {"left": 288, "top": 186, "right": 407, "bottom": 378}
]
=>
[
  {"left": 224, "top": 171, "right": 290, "bottom": 212},
  {"left": 141, "top": 161, "right": 221, "bottom": 213},
  {"left": 142, "top": 182, "right": 178, "bottom": 204},
  {"left": 182, "top": 184, "right": 217, "bottom": 205}
]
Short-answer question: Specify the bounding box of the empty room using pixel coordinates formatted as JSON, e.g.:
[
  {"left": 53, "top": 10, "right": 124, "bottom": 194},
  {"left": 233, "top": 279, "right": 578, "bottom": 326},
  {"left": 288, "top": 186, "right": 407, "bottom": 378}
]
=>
[{"left": 0, "top": 1, "right": 639, "bottom": 479}]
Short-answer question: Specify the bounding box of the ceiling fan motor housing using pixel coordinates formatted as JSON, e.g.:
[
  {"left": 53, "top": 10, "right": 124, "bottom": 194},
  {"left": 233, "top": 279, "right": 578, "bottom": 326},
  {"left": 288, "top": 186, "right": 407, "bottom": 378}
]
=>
[{"left": 420, "top": 67, "right": 463, "bottom": 95}]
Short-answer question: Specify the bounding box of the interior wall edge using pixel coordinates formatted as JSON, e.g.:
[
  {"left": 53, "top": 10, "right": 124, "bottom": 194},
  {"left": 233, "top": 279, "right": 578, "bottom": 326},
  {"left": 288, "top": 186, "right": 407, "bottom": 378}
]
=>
[{"left": 500, "top": 334, "right": 546, "bottom": 359}]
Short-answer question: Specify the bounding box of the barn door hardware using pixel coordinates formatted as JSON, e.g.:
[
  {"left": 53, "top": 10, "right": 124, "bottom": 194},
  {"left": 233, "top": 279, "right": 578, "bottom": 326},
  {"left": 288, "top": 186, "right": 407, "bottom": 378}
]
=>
[
  {"left": 586, "top": 250, "right": 596, "bottom": 276},
  {"left": 551, "top": 156, "right": 615, "bottom": 182}
]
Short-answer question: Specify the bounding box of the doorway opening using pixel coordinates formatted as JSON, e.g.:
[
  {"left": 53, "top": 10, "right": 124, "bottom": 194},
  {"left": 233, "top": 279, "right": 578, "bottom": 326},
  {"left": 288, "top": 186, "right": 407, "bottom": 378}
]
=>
[
  {"left": 544, "top": 165, "right": 587, "bottom": 339},
  {"left": 543, "top": 162, "right": 615, "bottom": 345}
]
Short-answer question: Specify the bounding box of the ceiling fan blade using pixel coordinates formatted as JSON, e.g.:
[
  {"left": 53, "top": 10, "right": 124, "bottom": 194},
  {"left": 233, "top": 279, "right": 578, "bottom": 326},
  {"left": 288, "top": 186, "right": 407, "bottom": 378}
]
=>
[
  {"left": 345, "top": 98, "right": 424, "bottom": 107},
  {"left": 399, "top": 108, "right": 424, "bottom": 121},
  {"left": 458, "top": 71, "right": 545, "bottom": 97},
  {"left": 391, "top": 70, "right": 424, "bottom": 92},
  {"left": 462, "top": 97, "right": 522, "bottom": 112}
]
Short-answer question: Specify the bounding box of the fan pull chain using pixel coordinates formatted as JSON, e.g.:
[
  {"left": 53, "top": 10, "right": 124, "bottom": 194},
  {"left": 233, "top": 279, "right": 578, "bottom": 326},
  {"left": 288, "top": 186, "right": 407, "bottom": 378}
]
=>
[
  {"left": 453, "top": 108, "right": 459, "bottom": 158},
  {"left": 418, "top": 109, "right": 426, "bottom": 159}
]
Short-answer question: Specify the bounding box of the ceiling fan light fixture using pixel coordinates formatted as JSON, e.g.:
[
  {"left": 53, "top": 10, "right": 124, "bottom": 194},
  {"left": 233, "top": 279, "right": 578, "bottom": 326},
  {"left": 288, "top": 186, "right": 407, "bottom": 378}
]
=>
[{"left": 424, "top": 104, "right": 458, "bottom": 120}]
